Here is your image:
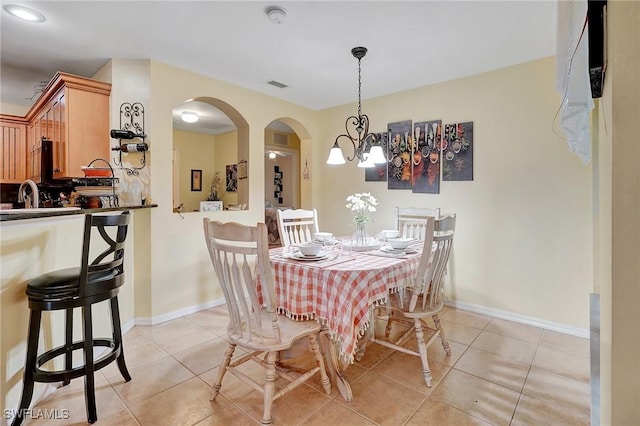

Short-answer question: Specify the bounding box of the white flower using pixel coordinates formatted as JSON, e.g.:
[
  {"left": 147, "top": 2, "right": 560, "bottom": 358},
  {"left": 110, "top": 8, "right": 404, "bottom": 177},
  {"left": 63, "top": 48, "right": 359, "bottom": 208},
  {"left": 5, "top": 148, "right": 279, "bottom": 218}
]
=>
[{"left": 346, "top": 192, "right": 378, "bottom": 224}]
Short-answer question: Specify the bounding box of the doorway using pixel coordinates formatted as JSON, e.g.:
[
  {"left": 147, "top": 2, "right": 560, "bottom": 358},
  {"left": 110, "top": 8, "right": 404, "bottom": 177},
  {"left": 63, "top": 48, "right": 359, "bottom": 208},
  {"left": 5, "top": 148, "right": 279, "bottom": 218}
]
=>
[{"left": 264, "top": 121, "right": 300, "bottom": 209}]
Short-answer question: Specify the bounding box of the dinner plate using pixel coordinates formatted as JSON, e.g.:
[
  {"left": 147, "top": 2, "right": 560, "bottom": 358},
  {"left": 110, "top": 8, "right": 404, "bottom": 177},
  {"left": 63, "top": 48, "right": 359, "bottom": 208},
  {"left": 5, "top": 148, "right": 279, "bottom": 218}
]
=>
[
  {"left": 380, "top": 246, "right": 417, "bottom": 254},
  {"left": 292, "top": 252, "right": 328, "bottom": 261}
]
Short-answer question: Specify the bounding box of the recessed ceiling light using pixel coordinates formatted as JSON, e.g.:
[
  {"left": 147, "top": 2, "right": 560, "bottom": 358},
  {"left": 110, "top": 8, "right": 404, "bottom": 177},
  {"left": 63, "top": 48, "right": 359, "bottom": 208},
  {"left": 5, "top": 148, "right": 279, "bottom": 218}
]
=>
[
  {"left": 3, "top": 4, "right": 46, "bottom": 23},
  {"left": 268, "top": 152, "right": 277, "bottom": 160},
  {"left": 181, "top": 112, "right": 199, "bottom": 123}
]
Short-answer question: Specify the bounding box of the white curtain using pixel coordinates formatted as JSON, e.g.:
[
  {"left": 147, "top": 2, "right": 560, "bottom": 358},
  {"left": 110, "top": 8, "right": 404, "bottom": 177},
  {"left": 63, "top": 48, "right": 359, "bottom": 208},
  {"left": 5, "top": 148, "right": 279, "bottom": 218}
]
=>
[{"left": 556, "top": 0, "right": 594, "bottom": 165}]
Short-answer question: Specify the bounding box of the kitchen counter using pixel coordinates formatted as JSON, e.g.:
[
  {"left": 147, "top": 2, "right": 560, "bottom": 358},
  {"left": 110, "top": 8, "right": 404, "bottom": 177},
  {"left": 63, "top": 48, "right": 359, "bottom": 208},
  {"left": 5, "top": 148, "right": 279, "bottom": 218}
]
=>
[{"left": 0, "top": 204, "right": 157, "bottom": 222}]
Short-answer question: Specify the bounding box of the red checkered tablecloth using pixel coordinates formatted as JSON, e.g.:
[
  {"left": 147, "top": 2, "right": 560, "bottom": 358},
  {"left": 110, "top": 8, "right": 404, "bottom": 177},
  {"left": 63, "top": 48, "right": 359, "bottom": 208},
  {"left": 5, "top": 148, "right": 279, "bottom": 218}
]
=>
[{"left": 268, "top": 247, "right": 421, "bottom": 363}]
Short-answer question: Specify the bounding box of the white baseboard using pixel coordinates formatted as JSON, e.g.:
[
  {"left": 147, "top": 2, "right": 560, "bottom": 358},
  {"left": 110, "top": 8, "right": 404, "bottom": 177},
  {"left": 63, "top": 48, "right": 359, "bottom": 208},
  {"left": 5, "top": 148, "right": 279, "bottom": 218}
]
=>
[
  {"left": 129, "top": 297, "right": 588, "bottom": 339},
  {"left": 445, "top": 300, "right": 589, "bottom": 339},
  {"left": 133, "top": 297, "right": 226, "bottom": 326},
  {"left": 122, "top": 318, "right": 136, "bottom": 334}
]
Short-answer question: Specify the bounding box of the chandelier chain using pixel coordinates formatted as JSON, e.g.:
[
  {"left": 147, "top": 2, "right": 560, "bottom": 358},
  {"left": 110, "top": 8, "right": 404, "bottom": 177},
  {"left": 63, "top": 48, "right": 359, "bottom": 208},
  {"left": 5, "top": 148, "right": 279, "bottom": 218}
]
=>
[{"left": 357, "top": 57, "right": 362, "bottom": 119}]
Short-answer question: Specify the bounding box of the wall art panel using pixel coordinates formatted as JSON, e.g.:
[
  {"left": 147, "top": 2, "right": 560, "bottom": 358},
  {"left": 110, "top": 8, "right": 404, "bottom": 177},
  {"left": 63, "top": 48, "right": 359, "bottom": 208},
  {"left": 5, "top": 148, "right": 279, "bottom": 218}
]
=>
[
  {"left": 387, "top": 120, "right": 413, "bottom": 190},
  {"left": 442, "top": 121, "right": 473, "bottom": 181}
]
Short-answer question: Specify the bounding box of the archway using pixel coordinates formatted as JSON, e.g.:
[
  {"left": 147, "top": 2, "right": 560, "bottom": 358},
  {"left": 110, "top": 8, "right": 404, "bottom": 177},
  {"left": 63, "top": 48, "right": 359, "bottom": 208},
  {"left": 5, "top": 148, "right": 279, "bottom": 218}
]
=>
[
  {"left": 172, "top": 96, "right": 249, "bottom": 212},
  {"left": 263, "top": 117, "right": 312, "bottom": 245}
]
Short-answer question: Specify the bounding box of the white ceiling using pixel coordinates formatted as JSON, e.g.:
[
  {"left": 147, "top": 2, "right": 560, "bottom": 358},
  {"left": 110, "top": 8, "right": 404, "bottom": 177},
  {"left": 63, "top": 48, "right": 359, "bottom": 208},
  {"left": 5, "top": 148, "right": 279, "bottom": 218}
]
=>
[{"left": 1, "top": 1, "right": 557, "bottom": 116}]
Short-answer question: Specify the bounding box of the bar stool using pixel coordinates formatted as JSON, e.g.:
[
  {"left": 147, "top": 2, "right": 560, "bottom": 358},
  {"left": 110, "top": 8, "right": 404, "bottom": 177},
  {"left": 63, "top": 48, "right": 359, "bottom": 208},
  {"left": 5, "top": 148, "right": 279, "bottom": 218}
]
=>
[{"left": 12, "top": 212, "right": 132, "bottom": 425}]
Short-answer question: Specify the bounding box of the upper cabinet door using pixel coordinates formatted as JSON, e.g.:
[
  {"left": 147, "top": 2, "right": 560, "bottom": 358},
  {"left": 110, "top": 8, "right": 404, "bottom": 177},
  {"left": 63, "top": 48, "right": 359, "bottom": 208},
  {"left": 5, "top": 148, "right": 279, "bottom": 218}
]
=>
[
  {"left": 51, "top": 89, "right": 66, "bottom": 178},
  {"left": 25, "top": 72, "right": 111, "bottom": 180},
  {"left": 0, "top": 116, "right": 27, "bottom": 183}
]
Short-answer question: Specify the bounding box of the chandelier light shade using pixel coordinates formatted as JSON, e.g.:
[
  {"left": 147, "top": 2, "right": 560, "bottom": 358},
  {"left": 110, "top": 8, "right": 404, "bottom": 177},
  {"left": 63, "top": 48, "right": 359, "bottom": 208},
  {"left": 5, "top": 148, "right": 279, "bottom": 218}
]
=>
[
  {"left": 368, "top": 145, "right": 386, "bottom": 164},
  {"left": 181, "top": 111, "right": 199, "bottom": 123},
  {"left": 327, "top": 141, "right": 346, "bottom": 164},
  {"left": 327, "top": 47, "right": 385, "bottom": 168}
]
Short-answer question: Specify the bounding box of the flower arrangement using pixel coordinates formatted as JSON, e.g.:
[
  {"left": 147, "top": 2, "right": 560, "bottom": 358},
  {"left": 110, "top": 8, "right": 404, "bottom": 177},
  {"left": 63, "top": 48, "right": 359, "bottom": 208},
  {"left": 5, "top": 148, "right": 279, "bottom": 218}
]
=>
[
  {"left": 346, "top": 192, "right": 378, "bottom": 224},
  {"left": 207, "top": 172, "right": 222, "bottom": 201}
]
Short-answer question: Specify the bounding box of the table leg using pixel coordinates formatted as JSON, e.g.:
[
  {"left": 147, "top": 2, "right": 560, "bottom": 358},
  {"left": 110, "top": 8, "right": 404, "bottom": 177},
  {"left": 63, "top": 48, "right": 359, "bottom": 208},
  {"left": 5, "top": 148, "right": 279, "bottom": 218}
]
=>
[{"left": 319, "top": 327, "right": 353, "bottom": 402}]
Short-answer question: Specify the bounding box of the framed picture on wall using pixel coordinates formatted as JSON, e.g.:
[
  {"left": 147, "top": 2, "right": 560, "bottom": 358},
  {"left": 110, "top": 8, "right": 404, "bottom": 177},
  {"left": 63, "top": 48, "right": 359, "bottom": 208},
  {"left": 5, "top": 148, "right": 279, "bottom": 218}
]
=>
[
  {"left": 238, "top": 160, "right": 247, "bottom": 179},
  {"left": 191, "top": 169, "right": 202, "bottom": 191},
  {"left": 226, "top": 164, "right": 238, "bottom": 192}
]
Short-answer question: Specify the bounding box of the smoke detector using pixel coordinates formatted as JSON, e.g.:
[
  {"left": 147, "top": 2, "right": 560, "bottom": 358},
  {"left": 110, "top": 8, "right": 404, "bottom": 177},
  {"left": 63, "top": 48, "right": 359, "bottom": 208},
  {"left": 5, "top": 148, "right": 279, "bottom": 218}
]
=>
[{"left": 266, "top": 6, "right": 286, "bottom": 24}]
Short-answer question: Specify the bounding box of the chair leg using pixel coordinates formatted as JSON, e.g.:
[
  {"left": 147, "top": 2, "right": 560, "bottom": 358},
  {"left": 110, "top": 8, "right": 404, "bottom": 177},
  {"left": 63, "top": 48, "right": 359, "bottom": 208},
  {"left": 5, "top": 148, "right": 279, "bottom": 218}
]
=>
[
  {"left": 414, "top": 318, "right": 433, "bottom": 388},
  {"left": 11, "top": 310, "right": 42, "bottom": 426},
  {"left": 262, "top": 351, "right": 278, "bottom": 425},
  {"left": 432, "top": 314, "right": 451, "bottom": 356},
  {"left": 385, "top": 310, "right": 394, "bottom": 338},
  {"left": 308, "top": 334, "right": 331, "bottom": 395},
  {"left": 63, "top": 308, "right": 73, "bottom": 386},
  {"left": 110, "top": 296, "right": 131, "bottom": 381},
  {"left": 82, "top": 305, "right": 97, "bottom": 424},
  {"left": 210, "top": 343, "right": 235, "bottom": 401}
]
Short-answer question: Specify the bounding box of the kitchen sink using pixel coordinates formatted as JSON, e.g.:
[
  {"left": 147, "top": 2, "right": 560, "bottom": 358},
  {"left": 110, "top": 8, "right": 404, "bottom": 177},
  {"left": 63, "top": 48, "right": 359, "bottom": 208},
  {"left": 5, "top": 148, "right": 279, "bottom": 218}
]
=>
[{"left": 0, "top": 207, "right": 81, "bottom": 214}]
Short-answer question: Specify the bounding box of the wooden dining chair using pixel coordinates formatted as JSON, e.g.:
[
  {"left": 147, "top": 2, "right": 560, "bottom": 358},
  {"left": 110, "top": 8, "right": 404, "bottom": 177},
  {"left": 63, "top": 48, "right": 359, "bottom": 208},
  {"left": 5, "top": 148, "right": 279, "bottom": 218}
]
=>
[
  {"left": 395, "top": 206, "right": 441, "bottom": 240},
  {"left": 370, "top": 214, "right": 456, "bottom": 388},
  {"left": 276, "top": 208, "right": 319, "bottom": 247},
  {"left": 202, "top": 219, "right": 331, "bottom": 424}
]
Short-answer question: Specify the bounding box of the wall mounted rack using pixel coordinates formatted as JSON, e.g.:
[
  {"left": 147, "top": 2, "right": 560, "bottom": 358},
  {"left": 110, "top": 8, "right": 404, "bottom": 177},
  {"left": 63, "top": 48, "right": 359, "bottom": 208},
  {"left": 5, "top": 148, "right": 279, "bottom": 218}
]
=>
[{"left": 112, "top": 102, "right": 147, "bottom": 176}]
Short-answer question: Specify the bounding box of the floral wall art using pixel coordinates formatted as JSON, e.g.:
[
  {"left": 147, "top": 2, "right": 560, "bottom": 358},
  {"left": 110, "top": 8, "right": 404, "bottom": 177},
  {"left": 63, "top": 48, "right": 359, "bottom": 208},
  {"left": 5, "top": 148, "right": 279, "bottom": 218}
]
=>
[
  {"left": 364, "top": 118, "right": 473, "bottom": 191},
  {"left": 387, "top": 120, "right": 413, "bottom": 190},
  {"left": 412, "top": 120, "right": 442, "bottom": 194},
  {"left": 442, "top": 121, "right": 473, "bottom": 181}
]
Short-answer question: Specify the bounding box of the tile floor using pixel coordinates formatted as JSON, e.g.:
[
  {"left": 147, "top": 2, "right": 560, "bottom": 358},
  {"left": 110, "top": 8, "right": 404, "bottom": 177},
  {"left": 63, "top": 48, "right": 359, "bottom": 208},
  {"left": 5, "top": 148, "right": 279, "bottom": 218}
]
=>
[{"left": 22, "top": 305, "right": 591, "bottom": 425}]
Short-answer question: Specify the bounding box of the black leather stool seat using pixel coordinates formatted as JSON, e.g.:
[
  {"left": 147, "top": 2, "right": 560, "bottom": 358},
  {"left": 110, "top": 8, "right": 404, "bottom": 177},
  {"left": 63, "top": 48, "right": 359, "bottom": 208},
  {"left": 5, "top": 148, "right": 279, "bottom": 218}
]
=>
[
  {"left": 12, "top": 212, "right": 131, "bottom": 426},
  {"left": 26, "top": 267, "right": 118, "bottom": 301}
]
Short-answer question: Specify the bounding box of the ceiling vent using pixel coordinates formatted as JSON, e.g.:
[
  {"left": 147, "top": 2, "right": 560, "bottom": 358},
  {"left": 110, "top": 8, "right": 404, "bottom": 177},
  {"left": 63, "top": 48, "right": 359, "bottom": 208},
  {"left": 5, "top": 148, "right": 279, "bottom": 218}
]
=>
[
  {"left": 267, "top": 80, "right": 288, "bottom": 89},
  {"left": 273, "top": 133, "right": 288, "bottom": 146}
]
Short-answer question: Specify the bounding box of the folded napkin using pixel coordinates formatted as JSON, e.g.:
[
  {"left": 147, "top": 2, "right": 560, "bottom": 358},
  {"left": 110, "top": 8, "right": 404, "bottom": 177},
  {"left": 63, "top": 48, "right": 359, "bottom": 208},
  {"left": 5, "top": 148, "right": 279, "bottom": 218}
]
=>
[{"left": 362, "top": 251, "right": 411, "bottom": 259}]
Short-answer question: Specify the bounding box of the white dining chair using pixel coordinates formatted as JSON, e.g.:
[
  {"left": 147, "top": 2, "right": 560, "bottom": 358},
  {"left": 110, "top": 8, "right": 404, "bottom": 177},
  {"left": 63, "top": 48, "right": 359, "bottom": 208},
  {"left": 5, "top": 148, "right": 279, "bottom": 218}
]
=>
[
  {"left": 370, "top": 214, "right": 456, "bottom": 388},
  {"left": 202, "top": 219, "right": 331, "bottom": 424},
  {"left": 276, "top": 208, "right": 319, "bottom": 247},
  {"left": 395, "top": 206, "right": 441, "bottom": 240}
]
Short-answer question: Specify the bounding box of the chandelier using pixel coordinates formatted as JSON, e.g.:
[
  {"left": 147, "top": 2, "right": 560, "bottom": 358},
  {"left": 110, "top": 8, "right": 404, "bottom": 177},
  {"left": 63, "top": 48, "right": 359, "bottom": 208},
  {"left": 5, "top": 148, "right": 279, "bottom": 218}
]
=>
[{"left": 326, "top": 47, "right": 386, "bottom": 168}]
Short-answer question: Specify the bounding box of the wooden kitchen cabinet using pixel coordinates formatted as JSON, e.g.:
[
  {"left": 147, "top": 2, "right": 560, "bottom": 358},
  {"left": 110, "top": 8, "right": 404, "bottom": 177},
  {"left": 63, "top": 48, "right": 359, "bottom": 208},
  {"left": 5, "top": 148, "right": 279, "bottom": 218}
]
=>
[
  {"left": 26, "top": 72, "right": 111, "bottom": 181},
  {"left": 0, "top": 115, "right": 27, "bottom": 183}
]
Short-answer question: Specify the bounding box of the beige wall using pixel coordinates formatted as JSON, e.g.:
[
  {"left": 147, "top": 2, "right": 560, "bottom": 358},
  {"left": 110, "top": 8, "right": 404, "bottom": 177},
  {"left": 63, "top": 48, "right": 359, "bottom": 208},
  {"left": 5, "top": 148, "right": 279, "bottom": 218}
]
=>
[
  {"left": 0, "top": 103, "right": 28, "bottom": 116},
  {"left": 146, "top": 60, "right": 320, "bottom": 317},
  {"left": 214, "top": 131, "right": 239, "bottom": 207},
  {"left": 598, "top": 2, "right": 640, "bottom": 424},
  {"left": 318, "top": 56, "right": 593, "bottom": 329},
  {"left": 147, "top": 55, "right": 593, "bottom": 331},
  {"left": 173, "top": 129, "right": 216, "bottom": 212}
]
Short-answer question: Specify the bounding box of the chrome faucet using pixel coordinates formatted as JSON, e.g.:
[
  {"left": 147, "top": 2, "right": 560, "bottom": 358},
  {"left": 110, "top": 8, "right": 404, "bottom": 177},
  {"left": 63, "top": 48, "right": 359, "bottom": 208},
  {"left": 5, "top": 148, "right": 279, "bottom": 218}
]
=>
[{"left": 18, "top": 179, "right": 39, "bottom": 209}]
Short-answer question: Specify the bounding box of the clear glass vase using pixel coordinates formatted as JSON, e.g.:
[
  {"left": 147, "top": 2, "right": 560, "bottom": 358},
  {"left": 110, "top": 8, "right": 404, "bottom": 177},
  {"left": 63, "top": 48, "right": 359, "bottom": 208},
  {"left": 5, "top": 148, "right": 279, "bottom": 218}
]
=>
[{"left": 352, "top": 222, "right": 370, "bottom": 247}]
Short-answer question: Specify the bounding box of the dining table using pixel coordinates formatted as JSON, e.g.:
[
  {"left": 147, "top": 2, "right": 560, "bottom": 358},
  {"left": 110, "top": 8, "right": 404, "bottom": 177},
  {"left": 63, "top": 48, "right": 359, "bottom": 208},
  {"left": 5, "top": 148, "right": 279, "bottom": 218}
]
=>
[{"left": 268, "top": 239, "right": 424, "bottom": 402}]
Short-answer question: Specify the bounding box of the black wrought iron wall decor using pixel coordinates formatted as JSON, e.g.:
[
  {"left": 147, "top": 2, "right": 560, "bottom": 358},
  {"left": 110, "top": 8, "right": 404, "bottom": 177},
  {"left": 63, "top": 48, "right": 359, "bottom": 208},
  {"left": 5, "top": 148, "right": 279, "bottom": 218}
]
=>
[{"left": 111, "top": 102, "right": 147, "bottom": 175}]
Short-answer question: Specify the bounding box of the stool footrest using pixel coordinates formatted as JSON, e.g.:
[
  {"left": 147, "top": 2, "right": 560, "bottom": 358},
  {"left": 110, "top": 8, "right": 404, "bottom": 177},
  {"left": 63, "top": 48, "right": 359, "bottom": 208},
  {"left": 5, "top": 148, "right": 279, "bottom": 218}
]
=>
[{"left": 33, "top": 338, "right": 121, "bottom": 383}]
